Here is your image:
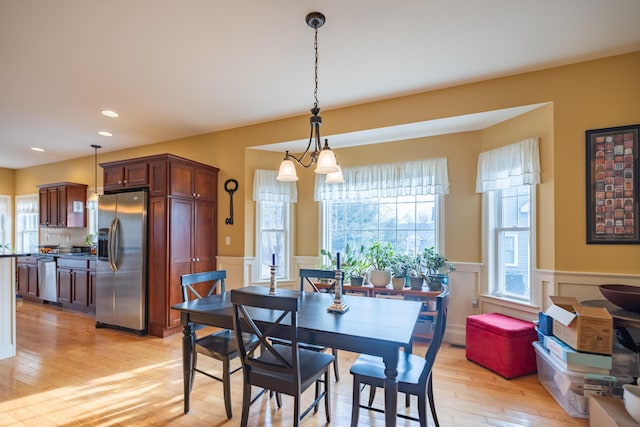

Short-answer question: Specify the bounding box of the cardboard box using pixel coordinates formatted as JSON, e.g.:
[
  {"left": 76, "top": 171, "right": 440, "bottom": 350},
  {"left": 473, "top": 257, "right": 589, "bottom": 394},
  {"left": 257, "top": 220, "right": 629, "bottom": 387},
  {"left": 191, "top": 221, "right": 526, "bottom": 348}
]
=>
[
  {"left": 545, "top": 296, "right": 613, "bottom": 355},
  {"left": 545, "top": 334, "right": 612, "bottom": 373},
  {"left": 538, "top": 311, "right": 553, "bottom": 335},
  {"left": 589, "top": 395, "right": 640, "bottom": 427}
]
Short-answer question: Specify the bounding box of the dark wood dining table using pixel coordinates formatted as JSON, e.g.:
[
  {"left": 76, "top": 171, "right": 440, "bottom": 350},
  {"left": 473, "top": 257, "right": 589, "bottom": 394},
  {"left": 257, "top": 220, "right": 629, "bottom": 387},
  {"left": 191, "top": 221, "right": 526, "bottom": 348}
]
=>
[{"left": 172, "top": 285, "right": 422, "bottom": 427}]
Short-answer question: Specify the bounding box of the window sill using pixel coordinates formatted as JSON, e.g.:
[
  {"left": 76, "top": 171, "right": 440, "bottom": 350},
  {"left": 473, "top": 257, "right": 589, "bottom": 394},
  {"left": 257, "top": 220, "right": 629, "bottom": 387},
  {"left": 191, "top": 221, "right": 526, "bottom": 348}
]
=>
[{"left": 479, "top": 293, "right": 540, "bottom": 314}]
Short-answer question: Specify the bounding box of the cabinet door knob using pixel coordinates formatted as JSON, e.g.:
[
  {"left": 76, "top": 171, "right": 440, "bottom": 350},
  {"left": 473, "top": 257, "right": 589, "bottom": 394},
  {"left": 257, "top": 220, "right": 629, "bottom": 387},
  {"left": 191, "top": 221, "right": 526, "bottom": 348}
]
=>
[
  {"left": 123, "top": 180, "right": 128, "bottom": 184},
  {"left": 196, "top": 258, "right": 200, "bottom": 262},
  {"left": 118, "top": 180, "right": 123, "bottom": 184},
  {"left": 196, "top": 193, "right": 200, "bottom": 198}
]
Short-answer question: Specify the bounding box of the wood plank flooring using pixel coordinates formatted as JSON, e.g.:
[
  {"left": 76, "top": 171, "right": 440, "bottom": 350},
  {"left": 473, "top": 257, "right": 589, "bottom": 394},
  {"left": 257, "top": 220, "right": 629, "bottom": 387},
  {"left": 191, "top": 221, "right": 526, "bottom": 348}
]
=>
[{"left": 0, "top": 301, "right": 588, "bottom": 426}]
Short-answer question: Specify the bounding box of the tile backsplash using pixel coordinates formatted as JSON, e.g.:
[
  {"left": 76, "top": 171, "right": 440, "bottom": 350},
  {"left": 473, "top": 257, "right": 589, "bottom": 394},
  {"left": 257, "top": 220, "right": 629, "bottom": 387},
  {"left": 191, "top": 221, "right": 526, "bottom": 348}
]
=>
[{"left": 39, "top": 227, "right": 90, "bottom": 247}]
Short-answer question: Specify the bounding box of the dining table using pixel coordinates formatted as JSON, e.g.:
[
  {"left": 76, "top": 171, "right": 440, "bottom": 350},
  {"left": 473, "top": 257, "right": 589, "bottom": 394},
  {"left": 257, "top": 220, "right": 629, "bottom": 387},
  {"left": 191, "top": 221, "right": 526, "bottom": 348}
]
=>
[{"left": 172, "top": 285, "right": 422, "bottom": 427}]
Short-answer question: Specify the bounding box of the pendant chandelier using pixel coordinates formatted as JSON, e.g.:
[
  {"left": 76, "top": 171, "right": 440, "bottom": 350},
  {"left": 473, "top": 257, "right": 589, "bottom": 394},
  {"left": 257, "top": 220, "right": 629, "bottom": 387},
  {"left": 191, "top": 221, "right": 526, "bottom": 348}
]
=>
[
  {"left": 277, "top": 12, "right": 343, "bottom": 183},
  {"left": 88, "top": 144, "right": 101, "bottom": 202}
]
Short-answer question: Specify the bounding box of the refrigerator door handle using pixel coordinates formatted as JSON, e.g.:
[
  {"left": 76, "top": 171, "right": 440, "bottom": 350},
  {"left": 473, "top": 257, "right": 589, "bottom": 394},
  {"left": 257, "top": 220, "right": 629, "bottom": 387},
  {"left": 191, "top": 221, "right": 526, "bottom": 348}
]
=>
[{"left": 108, "top": 217, "right": 120, "bottom": 272}]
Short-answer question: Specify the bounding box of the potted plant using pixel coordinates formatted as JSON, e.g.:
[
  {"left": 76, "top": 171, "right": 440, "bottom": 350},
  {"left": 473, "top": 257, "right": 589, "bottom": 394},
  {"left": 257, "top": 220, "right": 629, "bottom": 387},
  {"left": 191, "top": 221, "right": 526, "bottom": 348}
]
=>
[
  {"left": 422, "top": 246, "right": 455, "bottom": 291},
  {"left": 365, "top": 241, "right": 394, "bottom": 287},
  {"left": 407, "top": 253, "right": 426, "bottom": 290},
  {"left": 321, "top": 244, "right": 368, "bottom": 286},
  {"left": 390, "top": 253, "right": 411, "bottom": 289}
]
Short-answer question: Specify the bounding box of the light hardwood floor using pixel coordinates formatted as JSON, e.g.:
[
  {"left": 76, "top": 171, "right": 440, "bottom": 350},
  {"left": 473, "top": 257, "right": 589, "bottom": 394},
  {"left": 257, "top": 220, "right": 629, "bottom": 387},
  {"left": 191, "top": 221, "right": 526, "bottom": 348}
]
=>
[{"left": 0, "top": 301, "right": 588, "bottom": 426}]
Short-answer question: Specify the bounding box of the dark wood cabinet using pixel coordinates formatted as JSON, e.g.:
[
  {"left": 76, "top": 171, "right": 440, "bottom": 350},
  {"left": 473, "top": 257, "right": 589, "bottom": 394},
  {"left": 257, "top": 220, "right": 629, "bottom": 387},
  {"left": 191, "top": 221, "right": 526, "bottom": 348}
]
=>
[
  {"left": 56, "top": 257, "right": 94, "bottom": 313},
  {"left": 16, "top": 256, "right": 38, "bottom": 300},
  {"left": 103, "top": 162, "right": 149, "bottom": 191},
  {"left": 101, "top": 154, "right": 219, "bottom": 337},
  {"left": 37, "top": 182, "right": 87, "bottom": 227}
]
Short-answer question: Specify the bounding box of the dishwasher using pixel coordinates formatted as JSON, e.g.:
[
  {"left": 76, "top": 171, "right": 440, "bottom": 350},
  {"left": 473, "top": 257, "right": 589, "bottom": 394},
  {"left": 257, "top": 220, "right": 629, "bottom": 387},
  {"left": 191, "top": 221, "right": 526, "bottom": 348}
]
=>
[{"left": 37, "top": 257, "right": 57, "bottom": 303}]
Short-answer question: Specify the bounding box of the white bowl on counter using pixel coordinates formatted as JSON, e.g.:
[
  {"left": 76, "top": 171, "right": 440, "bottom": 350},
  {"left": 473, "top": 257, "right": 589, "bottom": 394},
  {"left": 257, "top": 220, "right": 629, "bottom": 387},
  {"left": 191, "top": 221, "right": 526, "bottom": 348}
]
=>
[{"left": 623, "top": 383, "right": 640, "bottom": 423}]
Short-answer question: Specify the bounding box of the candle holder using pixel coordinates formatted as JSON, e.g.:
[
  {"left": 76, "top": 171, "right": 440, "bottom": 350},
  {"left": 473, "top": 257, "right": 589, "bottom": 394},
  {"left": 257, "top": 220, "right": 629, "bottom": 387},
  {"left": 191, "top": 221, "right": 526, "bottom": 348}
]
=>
[
  {"left": 327, "top": 269, "right": 349, "bottom": 313},
  {"left": 269, "top": 264, "right": 278, "bottom": 295}
]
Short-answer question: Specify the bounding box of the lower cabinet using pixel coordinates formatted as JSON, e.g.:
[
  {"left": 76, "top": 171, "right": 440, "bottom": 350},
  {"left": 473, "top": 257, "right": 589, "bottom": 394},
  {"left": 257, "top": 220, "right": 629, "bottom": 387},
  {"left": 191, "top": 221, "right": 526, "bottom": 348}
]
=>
[
  {"left": 16, "top": 256, "right": 39, "bottom": 301},
  {"left": 56, "top": 257, "right": 96, "bottom": 314}
]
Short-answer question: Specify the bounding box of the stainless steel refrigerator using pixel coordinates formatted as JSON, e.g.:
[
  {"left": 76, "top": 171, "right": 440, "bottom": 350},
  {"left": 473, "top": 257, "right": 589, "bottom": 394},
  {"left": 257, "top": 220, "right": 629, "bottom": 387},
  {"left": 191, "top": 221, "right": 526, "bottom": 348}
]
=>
[{"left": 96, "top": 191, "right": 147, "bottom": 334}]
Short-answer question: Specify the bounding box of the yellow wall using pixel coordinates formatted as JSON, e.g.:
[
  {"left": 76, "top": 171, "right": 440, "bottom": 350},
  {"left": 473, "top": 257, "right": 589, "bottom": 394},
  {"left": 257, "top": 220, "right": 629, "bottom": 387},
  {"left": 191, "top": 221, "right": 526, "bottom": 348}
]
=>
[
  {"left": 11, "top": 51, "right": 640, "bottom": 275},
  {"left": 0, "top": 168, "right": 15, "bottom": 194}
]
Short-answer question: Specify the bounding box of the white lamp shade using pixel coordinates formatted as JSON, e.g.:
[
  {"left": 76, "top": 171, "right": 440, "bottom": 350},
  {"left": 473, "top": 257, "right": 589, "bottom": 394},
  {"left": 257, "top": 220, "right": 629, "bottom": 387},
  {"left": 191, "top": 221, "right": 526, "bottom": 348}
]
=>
[
  {"left": 325, "top": 164, "right": 344, "bottom": 184},
  {"left": 315, "top": 148, "right": 339, "bottom": 174},
  {"left": 277, "top": 158, "right": 299, "bottom": 181}
]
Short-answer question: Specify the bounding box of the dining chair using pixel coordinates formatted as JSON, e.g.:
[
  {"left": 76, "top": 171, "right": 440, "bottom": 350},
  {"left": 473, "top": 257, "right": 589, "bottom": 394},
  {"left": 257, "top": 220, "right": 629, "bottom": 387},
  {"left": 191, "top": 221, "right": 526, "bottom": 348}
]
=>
[
  {"left": 180, "top": 270, "right": 258, "bottom": 419},
  {"left": 231, "top": 287, "right": 334, "bottom": 427},
  {"left": 349, "top": 284, "right": 450, "bottom": 427},
  {"left": 299, "top": 268, "right": 341, "bottom": 381}
]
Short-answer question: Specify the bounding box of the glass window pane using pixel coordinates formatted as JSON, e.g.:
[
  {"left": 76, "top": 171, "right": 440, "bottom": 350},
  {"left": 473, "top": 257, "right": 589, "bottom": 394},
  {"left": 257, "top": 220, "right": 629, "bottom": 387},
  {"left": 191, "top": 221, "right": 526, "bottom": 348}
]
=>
[{"left": 324, "top": 194, "right": 439, "bottom": 258}]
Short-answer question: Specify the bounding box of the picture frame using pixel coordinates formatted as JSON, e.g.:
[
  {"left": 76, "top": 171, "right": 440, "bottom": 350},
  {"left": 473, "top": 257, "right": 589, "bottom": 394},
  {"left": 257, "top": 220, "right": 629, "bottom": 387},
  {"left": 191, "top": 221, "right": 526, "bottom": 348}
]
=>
[{"left": 586, "top": 124, "right": 640, "bottom": 244}]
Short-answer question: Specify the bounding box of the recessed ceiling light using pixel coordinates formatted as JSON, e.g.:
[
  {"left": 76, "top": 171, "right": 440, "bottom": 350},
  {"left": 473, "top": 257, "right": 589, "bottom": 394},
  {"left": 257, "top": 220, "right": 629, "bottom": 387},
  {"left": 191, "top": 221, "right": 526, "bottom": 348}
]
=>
[
  {"left": 31, "top": 147, "right": 45, "bottom": 152},
  {"left": 101, "top": 110, "right": 119, "bottom": 118},
  {"left": 98, "top": 131, "right": 113, "bottom": 137}
]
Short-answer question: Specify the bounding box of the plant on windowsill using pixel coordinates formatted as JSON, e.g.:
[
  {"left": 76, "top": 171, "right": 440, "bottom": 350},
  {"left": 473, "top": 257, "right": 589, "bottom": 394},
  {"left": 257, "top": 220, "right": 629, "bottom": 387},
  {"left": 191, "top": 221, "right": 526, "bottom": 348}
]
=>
[
  {"left": 321, "top": 244, "right": 369, "bottom": 286},
  {"left": 365, "top": 241, "right": 394, "bottom": 288},
  {"left": 390, "top": 253, "right": 411, "bottom": 290},
  {"left": 422, "top": 246, "right": 455, "bottom": 291},
  {"left": 407, "top": 253, "right": 426, "bottom": 290}
]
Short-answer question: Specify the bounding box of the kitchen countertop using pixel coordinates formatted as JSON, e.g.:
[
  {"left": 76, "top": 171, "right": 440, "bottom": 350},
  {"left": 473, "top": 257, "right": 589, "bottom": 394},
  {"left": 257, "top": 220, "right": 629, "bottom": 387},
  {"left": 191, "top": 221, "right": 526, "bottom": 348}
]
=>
[{"left": 0, "top": 252, "right": 32, "bottom": 258}]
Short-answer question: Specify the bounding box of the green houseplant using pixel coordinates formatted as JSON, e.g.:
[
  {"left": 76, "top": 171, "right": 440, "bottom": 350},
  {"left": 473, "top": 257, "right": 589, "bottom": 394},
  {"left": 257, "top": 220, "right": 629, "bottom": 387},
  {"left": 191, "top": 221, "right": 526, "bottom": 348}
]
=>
[
  {"left": 321, "top": 244, "right": 369, "bottom": 286},
  {"left": 366, "top": 241, "right": 394, "bottom": 287},
  {"left": 390, "top": 253, "right": 411, "bottom": 289},
  {"left": 421, "top": 246, "right": 455, "bottom": 290},
  {"left": 406, "top": 252, "right": 426, "bottom": 290}
]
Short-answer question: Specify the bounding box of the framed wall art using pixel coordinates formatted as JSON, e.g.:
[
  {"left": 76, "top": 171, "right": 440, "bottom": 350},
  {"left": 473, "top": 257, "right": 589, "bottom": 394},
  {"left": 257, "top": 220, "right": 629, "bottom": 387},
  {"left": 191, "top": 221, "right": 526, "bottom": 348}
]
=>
[{"left": 586, "top": 124, "right": 640, "bottom": 244}]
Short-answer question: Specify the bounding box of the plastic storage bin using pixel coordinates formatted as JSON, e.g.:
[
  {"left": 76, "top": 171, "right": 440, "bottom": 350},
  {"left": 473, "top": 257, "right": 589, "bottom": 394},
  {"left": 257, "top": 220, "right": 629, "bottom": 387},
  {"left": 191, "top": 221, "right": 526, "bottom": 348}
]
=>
[{"left": 533, "top": 341, "right": 632, "bottom": 418}]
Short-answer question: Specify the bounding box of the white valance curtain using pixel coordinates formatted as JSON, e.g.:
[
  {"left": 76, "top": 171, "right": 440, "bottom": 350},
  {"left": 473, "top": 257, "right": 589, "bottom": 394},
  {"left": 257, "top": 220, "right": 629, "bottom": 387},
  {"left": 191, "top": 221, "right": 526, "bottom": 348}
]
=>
[
  {"left": 314, "top": 158, "right": 449, "bottom": 201},
  {"left": 475, "top": 137, "right": 541, "bottom": 193},
  {"left": 252, "top": 169, "right": 297, "bottom": 203}
]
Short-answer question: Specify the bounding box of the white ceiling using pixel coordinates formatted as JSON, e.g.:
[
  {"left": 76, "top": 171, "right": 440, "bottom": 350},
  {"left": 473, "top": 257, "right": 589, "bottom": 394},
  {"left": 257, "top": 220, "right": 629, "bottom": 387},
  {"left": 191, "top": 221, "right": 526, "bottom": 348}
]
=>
[{"left": 1, "top": 1, "right": 639, "bottom": 169}]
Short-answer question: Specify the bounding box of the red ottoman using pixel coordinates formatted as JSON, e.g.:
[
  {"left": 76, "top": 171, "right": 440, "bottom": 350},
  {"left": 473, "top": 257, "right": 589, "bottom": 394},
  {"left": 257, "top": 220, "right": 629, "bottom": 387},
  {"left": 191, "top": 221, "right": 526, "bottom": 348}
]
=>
[{"left": 466, "top": 313, "right": 537, "bottom": 379}]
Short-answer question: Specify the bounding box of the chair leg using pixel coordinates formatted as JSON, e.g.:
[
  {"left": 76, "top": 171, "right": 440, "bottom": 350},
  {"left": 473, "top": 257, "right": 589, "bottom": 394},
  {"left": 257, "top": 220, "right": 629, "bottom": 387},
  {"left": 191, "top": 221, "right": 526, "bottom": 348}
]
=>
[
  {"left": 417, "top": 391, "right": 427, "bottom": 427},
  {"left": 427, "top": 375, "right": 440, "bottom": 427},
  {"left": 293, "top": 395, "right": 300, "bottom": 427},
  {"left": 222, "top": 357, "right": 232, "bottom": 419},
  {"left": 324, "top": 370, "right": 332, "bottom": 422},
  {"left": 276, "top": 392, "right": 282, "bottom": 408},
  {"left": 406, "top": 392, "right": 410, "bottom": 407},
  {"left": 241, "top": 382, "right": 251, "bottom": 427},
  {"left": 368, "top": 384, "right": 376, "bottom": 406},
  {"left": 332, "top": 348, "right": 340, "bottom": 381},
  {"left": 314, "top": 381, "right": 320, "bottom": 413},
  {"left": 351, "top": 376, "right": 361, "bottom": 427}
]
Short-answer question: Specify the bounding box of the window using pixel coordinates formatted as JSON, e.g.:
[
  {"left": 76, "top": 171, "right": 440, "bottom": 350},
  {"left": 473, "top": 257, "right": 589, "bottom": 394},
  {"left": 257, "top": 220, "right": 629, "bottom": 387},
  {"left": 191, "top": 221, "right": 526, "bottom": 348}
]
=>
[
  {"left": 316, "top": 158, "right": 449, "bottom": 256},
  {"left": 253, "top": 169, "right": 297, "bottom": 281},
  {"left": 15, "top": 194, "right": 39, "bottom": 253},
  {"left": 494, "top": 185, "right": 532, "bottom": 299},
  {"left": 476, "top": 137, "right": 540, "bottom": 304},
  {"left": 0, "top": 195, "right": 11, "bottom": 249},
  {"left": 322, "top": 194, "right": 440, "bottom": 257}
]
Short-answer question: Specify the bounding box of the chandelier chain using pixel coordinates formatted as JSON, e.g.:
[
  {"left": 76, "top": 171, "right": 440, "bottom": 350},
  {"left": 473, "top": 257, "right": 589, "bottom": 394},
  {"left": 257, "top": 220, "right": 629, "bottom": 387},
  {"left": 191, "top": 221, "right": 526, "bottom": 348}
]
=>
[{"left": 313, "top": 25, "right": 319, "bottom": 109}]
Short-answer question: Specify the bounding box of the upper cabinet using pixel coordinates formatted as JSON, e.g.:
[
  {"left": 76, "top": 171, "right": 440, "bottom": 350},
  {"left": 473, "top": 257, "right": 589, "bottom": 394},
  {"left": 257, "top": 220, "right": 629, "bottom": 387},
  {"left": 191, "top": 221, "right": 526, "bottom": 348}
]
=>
[
  {"left": 103, "top": 162, "right": 149, "bottom": 191},
  {"left": 37, "top": 182, "right": 88, "bottom": 227},
  {"left": 169, "top": 161, "right": 217, "bottom": 202}
]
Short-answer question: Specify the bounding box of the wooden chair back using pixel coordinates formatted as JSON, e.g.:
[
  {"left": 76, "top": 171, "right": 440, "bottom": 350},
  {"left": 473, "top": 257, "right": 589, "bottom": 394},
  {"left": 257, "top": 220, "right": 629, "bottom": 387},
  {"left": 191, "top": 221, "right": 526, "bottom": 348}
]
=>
[
  {"left": 299, "top": 268, "right": 337, "bottom": 293},
  {"left": 420, "top": 283, "right": 450, "bottom": 383},
  {"left": 180, "top": 270, "right": 226, "bottom": 302}
]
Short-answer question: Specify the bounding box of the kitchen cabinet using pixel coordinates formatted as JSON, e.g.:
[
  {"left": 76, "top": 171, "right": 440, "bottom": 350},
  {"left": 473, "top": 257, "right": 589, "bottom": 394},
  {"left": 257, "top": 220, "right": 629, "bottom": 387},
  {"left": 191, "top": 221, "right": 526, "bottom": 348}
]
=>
[
  {"left": 101, "top": 154, "right": 218, "bottom": 337},
  {"left": 57, "top": 257, "right": 94, "bottom": 314},
  {"left": 16, "top": 256, "right": 39, "bottom": 301},
  {"left": 103, "top": 162, "right": 149, "bottom": 191},
  {"left": 169, "top": 161, "right": 217, "bottom": 202},
  {"left": 37, "top": 182, "right": 87, "bottom": 227}
]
